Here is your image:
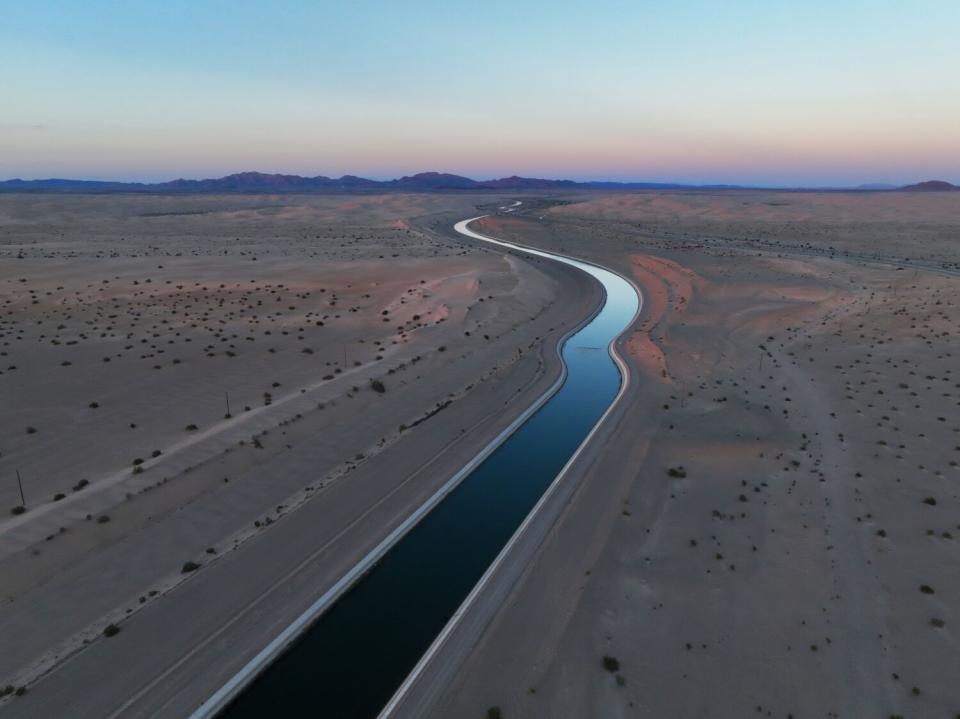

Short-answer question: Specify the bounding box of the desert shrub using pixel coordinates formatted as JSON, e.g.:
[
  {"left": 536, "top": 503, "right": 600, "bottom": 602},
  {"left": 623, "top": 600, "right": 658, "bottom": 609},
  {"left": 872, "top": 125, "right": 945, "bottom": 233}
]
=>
[
  {"left": 667, "top": 466, "right": 687, "bottom": 478},
  {"left": 25, "top": 426, "right": 37, "bottom": 434},
  {"left": 602, "top": 655, "right": 620, "bottom": 672},
  {"left": 370, "top": 379, "right": 386, "bottom": 394},
  {"left": 919, "top": 585, "right": 935, "bottom": 595},
  {"left": 73, "top": 478, "right": 90, "bottom": 491},
  {"left": 185, "top": 424, "right": 199, "bottom": 431},
  {"left": 486, "top": 708, "right": 502, "bottom": 719},
  {"left": 103, "top": 624, "right": 120, "bottom": 637},
  {"left": 181, "top": 560, "right": 201, "bottom": 573},
  {"left": 10, "top": 506, "right": 26, "bottom": 516}
]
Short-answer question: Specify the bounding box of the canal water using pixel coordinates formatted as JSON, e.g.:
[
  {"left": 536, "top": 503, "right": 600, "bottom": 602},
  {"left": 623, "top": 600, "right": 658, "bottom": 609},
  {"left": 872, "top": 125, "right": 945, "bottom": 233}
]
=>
[{"left": 219, "top": 216, "right": 640, "bottom": 718}]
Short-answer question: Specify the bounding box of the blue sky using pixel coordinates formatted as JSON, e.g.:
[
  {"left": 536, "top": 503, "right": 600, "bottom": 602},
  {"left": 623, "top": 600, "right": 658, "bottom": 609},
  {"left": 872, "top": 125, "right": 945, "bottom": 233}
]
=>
[{"left": 1, "top": 0, "right": 958, "bottom": 185}]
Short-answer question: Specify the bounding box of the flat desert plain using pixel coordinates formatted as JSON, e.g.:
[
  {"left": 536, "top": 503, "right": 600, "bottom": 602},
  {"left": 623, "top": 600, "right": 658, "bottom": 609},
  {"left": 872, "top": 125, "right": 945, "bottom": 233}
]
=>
[
  {"left": 405, "top": 191, "right": 960, "bottom": 719},
  {"left": 0, "top": 192, "right": 600, "bottom": 716},
  {"left": 2, "top": 189, "right": 959, "bottom": 719}
]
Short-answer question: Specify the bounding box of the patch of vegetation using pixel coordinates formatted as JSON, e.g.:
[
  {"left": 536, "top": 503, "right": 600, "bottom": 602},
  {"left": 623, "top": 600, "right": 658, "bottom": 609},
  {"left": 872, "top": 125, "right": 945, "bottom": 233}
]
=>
[
  {"left": 103, "top": 623, "right": 121, "bottom": 637},
  {"left": 602, "top": 655, "right": 620, "bottom": 672},
  {"left": 181, "top": 560, "right": 201, "bottom": 573},
  {"left": 667, "top": 466, "right": 687, "bottom": 478},
  {"left": 370, "top": 379, "right": 386, "bottom": 393}
]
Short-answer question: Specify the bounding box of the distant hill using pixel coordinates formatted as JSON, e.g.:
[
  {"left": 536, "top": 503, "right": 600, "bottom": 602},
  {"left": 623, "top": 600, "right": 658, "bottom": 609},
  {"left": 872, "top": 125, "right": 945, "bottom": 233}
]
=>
[
  {"left": 900, "top": 180, "right": 959, "bottom": 191},
  {"left": 0, "top": 171, "right": 742, "bottom": 194}
]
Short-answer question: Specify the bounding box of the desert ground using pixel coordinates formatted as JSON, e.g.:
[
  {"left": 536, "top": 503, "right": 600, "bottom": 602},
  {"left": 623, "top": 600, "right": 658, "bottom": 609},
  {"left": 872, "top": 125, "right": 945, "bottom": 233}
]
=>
[
  {"left": 2, "top": 189, "right": 959, "bottom": 719},
  {"left": 396, "top": 191, "right": 960, "bottom": 719},
  {"left": 0, "top": 192, "right": 601, "bottom": 715}
]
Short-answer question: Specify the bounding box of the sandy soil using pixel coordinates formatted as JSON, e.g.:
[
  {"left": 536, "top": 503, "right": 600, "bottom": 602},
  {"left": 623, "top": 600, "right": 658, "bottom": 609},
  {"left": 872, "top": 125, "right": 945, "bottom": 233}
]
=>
[
  {"left": 0, "top": 192, "right": 602, "bottom": 710},
  {"left": 412, "top": 191, "right": 960, "bottom": 719}
]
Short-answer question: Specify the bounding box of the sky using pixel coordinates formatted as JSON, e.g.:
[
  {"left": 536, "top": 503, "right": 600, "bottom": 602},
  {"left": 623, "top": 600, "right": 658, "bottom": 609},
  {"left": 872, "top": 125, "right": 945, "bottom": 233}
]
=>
[{"left": 1, "top": 0, "right": 958, "bottom": 186}]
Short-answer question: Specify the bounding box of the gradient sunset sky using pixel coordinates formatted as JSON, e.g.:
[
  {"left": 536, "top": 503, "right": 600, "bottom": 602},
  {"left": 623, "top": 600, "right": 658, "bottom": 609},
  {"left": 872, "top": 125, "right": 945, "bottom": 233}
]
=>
[{"left": 2, "top": 0, "right": 958, "bottom": 186}]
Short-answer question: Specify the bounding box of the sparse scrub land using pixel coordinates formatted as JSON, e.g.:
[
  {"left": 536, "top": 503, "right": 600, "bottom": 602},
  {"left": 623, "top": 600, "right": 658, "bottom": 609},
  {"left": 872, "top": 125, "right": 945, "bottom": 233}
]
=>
[
  {"left": 5, "top": 191, "right": 959, "bottom": 717},
  {"left": 431, "top": 192, "right": 960, "bottom": 718},
  {"left": 0, "top": 192, "right": 576, "bottom": 716}
]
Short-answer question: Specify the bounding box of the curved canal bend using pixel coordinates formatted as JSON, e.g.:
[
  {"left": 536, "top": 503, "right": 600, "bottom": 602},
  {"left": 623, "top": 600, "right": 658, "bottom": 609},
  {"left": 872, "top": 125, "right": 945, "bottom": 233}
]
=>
[{"left": 209, "top": 209, "right": 641, "bottom": 719}]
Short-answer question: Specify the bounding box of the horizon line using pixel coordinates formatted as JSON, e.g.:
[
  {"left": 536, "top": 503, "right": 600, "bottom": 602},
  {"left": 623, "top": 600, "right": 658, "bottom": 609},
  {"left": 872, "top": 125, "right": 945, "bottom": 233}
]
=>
[{"left": 1, "top": 170, "right": 955, "bottom": 191}]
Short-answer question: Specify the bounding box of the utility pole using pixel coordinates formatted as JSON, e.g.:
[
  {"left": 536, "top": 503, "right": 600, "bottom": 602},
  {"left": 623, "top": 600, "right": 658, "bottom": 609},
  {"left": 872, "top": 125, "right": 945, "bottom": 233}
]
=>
[
  {"left": 224, "top": 391, "right": 232, "bottom": 419},
  {"left": 16, "top": 470, "right": 25, "bottom": 507}
]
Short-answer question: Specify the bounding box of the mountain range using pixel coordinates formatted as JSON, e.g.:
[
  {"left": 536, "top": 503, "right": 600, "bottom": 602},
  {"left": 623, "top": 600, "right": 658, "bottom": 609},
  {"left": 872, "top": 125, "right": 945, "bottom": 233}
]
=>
[
  {"left": 0, "top": 171, "right": 735, "bottom": 193},
  {"left": 0, "top": 171, "right": 955, "bottom": 193}
]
